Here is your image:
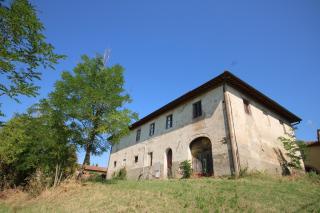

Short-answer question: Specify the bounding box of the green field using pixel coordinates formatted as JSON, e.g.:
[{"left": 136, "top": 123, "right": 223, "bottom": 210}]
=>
[{"left": 1, "top": 174, "right": 320, "bottom": 212}]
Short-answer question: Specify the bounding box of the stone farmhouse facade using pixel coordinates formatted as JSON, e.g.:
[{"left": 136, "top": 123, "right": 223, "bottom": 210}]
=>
[{"left": 107, "top": 71, "right": 301, "bottom": 180}]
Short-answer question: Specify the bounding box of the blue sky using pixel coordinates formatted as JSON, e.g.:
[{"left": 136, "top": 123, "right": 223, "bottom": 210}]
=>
[{"left": 2, "top": 0, "right": 319, "bottom": 167}]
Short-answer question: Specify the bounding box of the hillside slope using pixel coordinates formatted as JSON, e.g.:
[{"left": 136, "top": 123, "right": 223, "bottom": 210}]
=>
[{"left": 1, "top": 175, "right": 320, "bottom": 212}]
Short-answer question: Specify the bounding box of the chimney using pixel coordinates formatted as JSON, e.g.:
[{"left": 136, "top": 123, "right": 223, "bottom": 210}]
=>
[{"left": 318, "top": 129, "right": 320, "bottom": 143}]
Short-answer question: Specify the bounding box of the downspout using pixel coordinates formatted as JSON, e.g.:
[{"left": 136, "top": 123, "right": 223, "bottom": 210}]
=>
[
  {"left": 223, "top": 83, "right": 240, "bottom": 177},
  {"left": 142, "top": 144, "right": 146, "bottom": 179}
]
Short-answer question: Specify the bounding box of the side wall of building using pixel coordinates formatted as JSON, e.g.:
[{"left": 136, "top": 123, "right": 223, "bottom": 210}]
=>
[
  {"left": 305, "top": 145, "right": 320, "bottom": 173},
  {"left": 225, "top": 85, "right": 295, "bottom": 175},
  {"left": 107, "top": 86, "right": 233, "bottom": 179}
]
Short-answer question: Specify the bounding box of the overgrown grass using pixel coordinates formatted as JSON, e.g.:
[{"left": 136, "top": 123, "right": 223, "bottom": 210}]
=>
[{"left": 1, "top": 173, "right": 320, "bottom": 212}]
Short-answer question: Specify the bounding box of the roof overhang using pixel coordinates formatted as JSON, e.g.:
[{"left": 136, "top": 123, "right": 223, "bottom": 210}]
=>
[{"left": 129, "top": 71, "right": 301, "bottom": 130}]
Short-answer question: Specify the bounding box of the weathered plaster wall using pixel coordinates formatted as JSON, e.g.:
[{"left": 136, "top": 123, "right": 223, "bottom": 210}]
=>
[
  {"left": 107, "top": 86, "right": 233, "bottom": 179},
  {"left": 225, "top": 85, "right": 296, "bottom": 174},
  {"left": 305, "top": 145, "right": 320, "bottom": 172}
]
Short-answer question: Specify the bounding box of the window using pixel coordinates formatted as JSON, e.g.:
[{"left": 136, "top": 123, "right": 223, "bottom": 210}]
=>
[
  {"left": 134, "top": 156, "right": 138, "bottom": 163},
  {"left": 263, "top": 111, "right": 270, "bottom": 126},
  {"left": 136, "top": 129, "right": 141, "bottom": 142},
  {"left": 166, "top": 114, "right": 173, "bottom": 129},
  {"left": 193, "top": 101, "right": 202, "bottom": 118},
  {"left": 243, "top": 99, "right": 251, "bottom": 115},
  {"left": 114, "top": 161, "right": 117, "bottom": 168},
  {"left": 149, "top": 123, "right": 155, "bottom": 136},
  {"left": 148, "top": 152, "right": 153, "bottom": 166},
  {"left": 279, "top": 120, "right": 286, "bottom": 134}
]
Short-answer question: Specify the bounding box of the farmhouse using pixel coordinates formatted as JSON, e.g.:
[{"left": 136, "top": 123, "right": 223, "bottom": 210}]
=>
[
  {"left": 107, "top": 71, "right": 301, "bottom": 179},
  {"left": 304, "top": 130, "right": 320, "bottom": 173}
]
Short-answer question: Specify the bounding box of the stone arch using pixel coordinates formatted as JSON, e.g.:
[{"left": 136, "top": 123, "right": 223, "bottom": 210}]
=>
[
  {"left": 163, "top": 148, "right": 173, "bottom": 179},
  {"left": 189, "top": 137, "right": 213, "bottom": 176}
]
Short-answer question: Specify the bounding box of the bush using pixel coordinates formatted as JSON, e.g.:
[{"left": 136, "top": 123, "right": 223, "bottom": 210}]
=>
[
  {"left": 0, "top": 114, "right": 77, "bottom": 192},
  {"left": 179, "top": 160, "right": 192, "bottom": 178},
  {"left": 278, "top": 135, "right": 305, "bottom": 170},
  {"left": 25, "top": 170, "right": 49, "bottom": 197},
  {"left": 112, "top": 167, "right": 127, "bottom": 180}
]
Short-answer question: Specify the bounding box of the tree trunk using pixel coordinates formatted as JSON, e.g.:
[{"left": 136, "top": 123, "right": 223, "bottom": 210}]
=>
[
  {"left": 82, "top": 112, "right": 100, "bottom": 166},
  {"left": 83, "top": 144, "right": 91, "bottom": 165}
]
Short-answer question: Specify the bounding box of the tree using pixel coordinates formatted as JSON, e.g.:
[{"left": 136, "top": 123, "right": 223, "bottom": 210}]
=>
[
  {"left": 0, "top": 0, "right": 64, "bottom": 112},
  {"left": 279, "top": 133, "right": 306, "bottom": 171},
  {"left": 49, "top": 55, "right": 137, "bottom": 165},
  {"left": 0, "top": 109, "right": 77, "bottom": 189}
]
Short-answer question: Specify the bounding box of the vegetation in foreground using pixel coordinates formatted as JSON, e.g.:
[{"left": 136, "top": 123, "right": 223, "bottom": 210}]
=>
[{"left": 1, "top": 173, "right": 320, "bottom": 213}]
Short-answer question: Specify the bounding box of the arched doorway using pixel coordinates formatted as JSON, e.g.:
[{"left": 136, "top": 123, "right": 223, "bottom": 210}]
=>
[
  {"left": 166, "top": 148, "right": 173, "bottom": 178},
  {"left": 189, "top": 137, "right": 213, "bottom": 176}
]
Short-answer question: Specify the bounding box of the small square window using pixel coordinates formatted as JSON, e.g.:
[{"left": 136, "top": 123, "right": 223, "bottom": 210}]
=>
[
  {"left": 114, "top": 161, "right": 117, "bottom": 168},
  {"left": 136, "top": 129, "right": 141, "bottom": 142},
  {"left": 134, "top": 156, "right": 138, "bottom": 163},
  {"left": 149, "top": 123, "right": 155, "bottom": 136},
  {"left": 166, "top": 114, "right": 173, "bottom": 129},
  {"left": 193, "top": 101, "right": 202, "bottom": 118},
  {"left": 243, "top": 99, "right": 251, "bottom": 115}
]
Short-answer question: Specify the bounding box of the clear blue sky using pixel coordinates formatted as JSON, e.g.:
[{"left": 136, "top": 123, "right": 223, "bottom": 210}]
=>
[{"left": 2, "top": 0, "right": 320, "bottom": 167}]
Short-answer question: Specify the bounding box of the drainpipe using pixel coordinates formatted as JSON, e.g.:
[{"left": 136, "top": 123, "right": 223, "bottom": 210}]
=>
[{"left": 223, "top": 83, "right": 240, "bottom": 177}]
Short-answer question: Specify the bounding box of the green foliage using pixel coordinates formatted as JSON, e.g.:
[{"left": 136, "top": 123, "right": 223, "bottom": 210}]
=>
[
  {"left": 279, "top": 136, "right": 305, "bottom": 170},
  {"left": 0, "top": 0, "right": 64, "bottom": 110},
  {"left": 179, "top": 160, "right": 192, "bottom": 178},
  {"left": 112, "top": 167, "right": 127, "bottom": 180},
  {"left": 48, "top": 54, "right": 137, "bottom": 165},
  {"left": 0, "top": 108, "right": 77, "bottom": 190}
]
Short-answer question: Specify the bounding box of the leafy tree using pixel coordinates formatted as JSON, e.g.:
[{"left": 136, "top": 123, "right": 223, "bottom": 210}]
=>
[
  {"left": 279, "top": 135, "right": 306, "bottom": 170},
  {"left": 49, "top": 55, "right": 137, "bottom": 165},
  {"left": 0, "top": 0, "right": 64, "bottom": 112},
  {"left": 0, "top": 107, "right": 77, "bottom": 189}
]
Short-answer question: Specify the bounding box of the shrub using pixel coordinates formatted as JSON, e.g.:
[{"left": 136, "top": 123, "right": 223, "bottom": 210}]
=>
[
  {"left": 25, "top": 170, "right": 49, "bottom": 197},
  {"left": 112, "top": 167, "right": 127, "bottom": 180},
  {"left": 279, "top": 134, "right": 305, "bottom": 171},
  {"left": 0, "top": 114, "right": 77, "bottom": 192},
  {"left": 179, "top": 160, "right": 192, "bottom": 178}
]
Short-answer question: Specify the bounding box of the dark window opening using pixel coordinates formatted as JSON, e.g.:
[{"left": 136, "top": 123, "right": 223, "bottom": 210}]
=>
[
  {"left": 166, "top": 114, "right": 173, "bottom": 129},
  {"left": 193, "top": 101, "right": 202, "bottom": 118},
  {"left": 114, "top": 161, "right": 117, "bottom": 168},
  {"left": 149, "top": 123, "right": 155, "bottom": 136},
  {"left": 279, "top": 120, "right": 286, "bottom": 134},
  {"left": 136, "top": 129, "right": 141, "bottom": 142},
  {"left": 134, "top": 156, "right": 138, "bottom": 163},
  {"left": 243, "top": 99, "right": 251, "bottom": 115},
  {"left": 148, "top": 152, "right": 153, "bottom": 166}
]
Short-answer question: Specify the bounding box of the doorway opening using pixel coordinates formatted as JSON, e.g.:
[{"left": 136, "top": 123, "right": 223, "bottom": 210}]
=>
[
  {"left": 166, "top": 148, "right": 173, "bottom": 178},
  {"left": 189, "top": 137, "right": 213, "bottom": 176}
]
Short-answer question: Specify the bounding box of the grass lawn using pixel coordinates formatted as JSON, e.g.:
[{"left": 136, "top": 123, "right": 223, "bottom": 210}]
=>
[{"left": 0, "top": 174, "right": 320, "bottom": 212}]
